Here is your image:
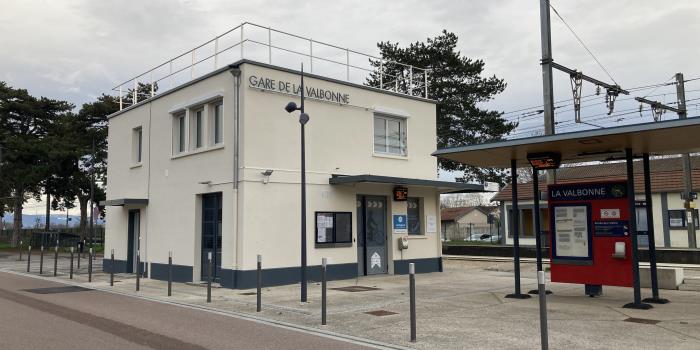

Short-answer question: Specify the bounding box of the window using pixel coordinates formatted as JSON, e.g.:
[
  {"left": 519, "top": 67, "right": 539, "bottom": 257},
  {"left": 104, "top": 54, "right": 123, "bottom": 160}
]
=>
[
  {"left": 668, "top": 209, "right": 699, "bottom": 229},
  {"left": 315, "top": 212, "right": 352, "bottom": 245},
  {"left": 213, "top": 103, "right": 223, "bottom": 145},
  {"left": 193, "top": 108, "right": 203, "bottom": 149},
  {"left": 374, "top": 115, "right": 406, "bottom": 156},
  {"left": 131, "top": 126, "right": 142, "bottom": 164},
  {"left": 407, "top": 197, "right": 422, "bottom": 235},
  {"left": 175, "top": 113, "right": 186, "bottom": 154}
]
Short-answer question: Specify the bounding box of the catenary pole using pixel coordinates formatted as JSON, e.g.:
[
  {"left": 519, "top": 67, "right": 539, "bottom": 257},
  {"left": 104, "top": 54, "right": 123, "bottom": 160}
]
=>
[
  {"left": 539, "top": 0, "right": 556, "bottom": 184},
  {"left": 676, "top": 73, "right": 696, "bottom": 248}
]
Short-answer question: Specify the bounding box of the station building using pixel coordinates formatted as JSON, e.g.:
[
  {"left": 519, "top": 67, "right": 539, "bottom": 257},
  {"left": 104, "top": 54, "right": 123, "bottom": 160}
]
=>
[{"left": 102, "top": 31, "right": 481, "bottom": 288}]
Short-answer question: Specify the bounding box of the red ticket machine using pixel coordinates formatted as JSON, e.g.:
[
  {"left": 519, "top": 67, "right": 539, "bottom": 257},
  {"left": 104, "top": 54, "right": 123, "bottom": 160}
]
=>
[{"left": 548, "top": 181, "right": 633, "bottom": 295}]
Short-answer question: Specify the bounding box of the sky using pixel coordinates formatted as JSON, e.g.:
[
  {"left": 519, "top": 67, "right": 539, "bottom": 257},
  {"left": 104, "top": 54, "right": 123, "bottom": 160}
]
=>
[{"left": 2, "top": 0, "right": 700, "bottom": 210}]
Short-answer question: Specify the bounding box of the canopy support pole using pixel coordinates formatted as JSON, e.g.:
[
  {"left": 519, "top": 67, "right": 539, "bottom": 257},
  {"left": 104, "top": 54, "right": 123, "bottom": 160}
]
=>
[
  {"left": 623, "top": 148, "right": 652, "bottom": 310},
  {"left": 642, "top": 153, "right": 670, "bottom": 304},
  {"left": 506, "top": 159, "right": 531, "bottom": 299}
]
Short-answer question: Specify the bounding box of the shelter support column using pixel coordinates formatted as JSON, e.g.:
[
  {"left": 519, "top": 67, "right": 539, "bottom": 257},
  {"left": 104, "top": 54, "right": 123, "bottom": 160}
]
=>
[
  {"left": 642, "top": 153, "right": 670, "bottom": 304},
  {"left": 506, "top": 159, "right": 530, "bottom": 299},
  {"left": 529, "top": 167, "right": 552, "bottom": 295},
  {"left": 623, "top": 148, "right": 652, "bottom": 310}
]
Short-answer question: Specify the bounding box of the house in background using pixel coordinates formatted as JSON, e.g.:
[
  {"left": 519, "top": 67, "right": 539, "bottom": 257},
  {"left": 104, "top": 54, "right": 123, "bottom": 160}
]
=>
[
  {"left": 440, "top": 206, "right": 498, "bottom": 241},
  {"left": 493, "top": 156, "right": 700, "bottom": 248}
]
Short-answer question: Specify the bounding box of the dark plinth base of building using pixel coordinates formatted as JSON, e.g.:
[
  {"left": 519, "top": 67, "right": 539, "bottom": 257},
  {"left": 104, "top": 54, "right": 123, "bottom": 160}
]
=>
[
  {"left": 528, "top": 289, "right": 552, "bottom": 295},
  {"left": 505, "top": 293, "right": 531, "bottom": 299},
  {"left": 643, "top": 297, "right": 670, "bottom": 304},
  {"left": 623, "top": 302, "right": 653, "bottom": 310}
]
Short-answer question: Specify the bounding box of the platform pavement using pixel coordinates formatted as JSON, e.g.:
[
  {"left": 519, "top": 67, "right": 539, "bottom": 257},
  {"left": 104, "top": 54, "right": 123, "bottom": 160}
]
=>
[{"left": 1, "top": 252, "right": 700, "bottom": 350}]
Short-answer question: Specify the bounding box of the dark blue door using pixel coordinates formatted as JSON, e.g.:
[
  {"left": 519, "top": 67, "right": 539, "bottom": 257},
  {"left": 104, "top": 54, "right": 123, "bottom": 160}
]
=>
[{"left": 202, "top": 193, "right": 222, "bottom": 281}]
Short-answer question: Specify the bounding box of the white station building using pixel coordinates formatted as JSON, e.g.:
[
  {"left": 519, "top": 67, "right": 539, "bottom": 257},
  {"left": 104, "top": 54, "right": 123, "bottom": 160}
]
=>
[{"left": 102, "top": 23, "right": 482, "bottom": 288}]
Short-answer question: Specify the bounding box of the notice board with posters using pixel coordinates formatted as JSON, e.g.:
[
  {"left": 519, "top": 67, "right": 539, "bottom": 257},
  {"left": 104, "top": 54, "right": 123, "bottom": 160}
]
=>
[{"left": 548, "top": 181, "right": 633, "bottom": 287}]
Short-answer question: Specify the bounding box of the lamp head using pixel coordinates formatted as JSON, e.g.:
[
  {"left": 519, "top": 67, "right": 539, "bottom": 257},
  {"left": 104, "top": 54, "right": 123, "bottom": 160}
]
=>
[
  {"left": 299, "top": 112, "right": 310, "bottom": 125},
  {"left": 284, "top": 101, "right": 299, "bottom": 113}
]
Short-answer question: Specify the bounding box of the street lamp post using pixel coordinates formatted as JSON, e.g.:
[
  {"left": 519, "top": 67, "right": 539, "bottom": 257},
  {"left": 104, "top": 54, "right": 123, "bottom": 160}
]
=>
[{"left": 285, "top": 64, "right": 311, "bottom": 303}]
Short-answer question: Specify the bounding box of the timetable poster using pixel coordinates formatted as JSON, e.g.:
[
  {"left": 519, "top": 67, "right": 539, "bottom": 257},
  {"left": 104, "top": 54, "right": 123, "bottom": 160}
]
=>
[{"left": 554, "top": 206, "right": 590, "bottom": 258}]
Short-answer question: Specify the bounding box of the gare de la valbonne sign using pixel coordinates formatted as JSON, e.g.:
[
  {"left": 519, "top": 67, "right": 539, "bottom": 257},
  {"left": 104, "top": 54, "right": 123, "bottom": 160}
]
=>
[{"left": 249, "top": 75, "right": 351, "bottom": 105}]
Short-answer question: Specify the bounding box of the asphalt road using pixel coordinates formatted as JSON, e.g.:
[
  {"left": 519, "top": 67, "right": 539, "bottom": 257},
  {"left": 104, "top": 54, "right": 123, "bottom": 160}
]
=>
[{"left": 0, "top": 271, "right": 374, "bottom": 350}]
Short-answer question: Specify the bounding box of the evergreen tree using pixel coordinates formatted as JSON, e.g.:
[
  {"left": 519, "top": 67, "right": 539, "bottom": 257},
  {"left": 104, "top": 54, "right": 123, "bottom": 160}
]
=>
[{"left": 366, "top": 31, "right": 516, "bottom": 185}]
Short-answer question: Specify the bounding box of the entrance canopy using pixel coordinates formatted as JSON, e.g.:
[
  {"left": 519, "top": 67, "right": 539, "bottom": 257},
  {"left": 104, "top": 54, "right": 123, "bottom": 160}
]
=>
[
  {"left": 433, "top": 118, "right": 700, "bottom": 168},
  {"left": 329, "top": 174, "right": 486, "bottom": 193},
  {"left": 101, "top": 198, "right": 149, "bottom": 206}
]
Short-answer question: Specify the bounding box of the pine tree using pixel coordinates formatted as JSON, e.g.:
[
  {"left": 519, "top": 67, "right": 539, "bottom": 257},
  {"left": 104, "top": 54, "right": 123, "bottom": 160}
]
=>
[{"left": 366, "top": 30, "right": 516, "bottom": 185}]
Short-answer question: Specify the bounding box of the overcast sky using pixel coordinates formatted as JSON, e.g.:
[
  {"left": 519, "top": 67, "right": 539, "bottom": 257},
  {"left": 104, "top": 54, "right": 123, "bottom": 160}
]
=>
[
  {"left": 2, "top": 0, "right": 699, "bottom": 131},
  {"left": 2, "top": 0, "right": 700, "bottom": 211}
]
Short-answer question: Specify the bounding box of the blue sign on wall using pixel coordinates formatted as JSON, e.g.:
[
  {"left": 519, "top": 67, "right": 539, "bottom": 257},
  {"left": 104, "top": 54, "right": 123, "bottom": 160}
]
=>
[
  {"left": 393, "top": 215, "right": 407, "bottom": 233},
  {"left": 549, "top": 182, "right": 627, "bottom": 202}
]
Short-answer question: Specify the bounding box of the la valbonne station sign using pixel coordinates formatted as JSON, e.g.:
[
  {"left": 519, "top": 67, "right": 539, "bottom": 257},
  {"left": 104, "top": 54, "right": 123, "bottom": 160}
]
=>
[{"left": 248, "top": 75, "right": 350, "bottom": 105}]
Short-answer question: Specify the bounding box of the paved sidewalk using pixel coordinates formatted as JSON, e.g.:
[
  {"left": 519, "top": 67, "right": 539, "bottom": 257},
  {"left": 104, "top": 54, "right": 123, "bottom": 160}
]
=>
[{"left": 2, "top": 252, "right": 700, "bottom": 349}]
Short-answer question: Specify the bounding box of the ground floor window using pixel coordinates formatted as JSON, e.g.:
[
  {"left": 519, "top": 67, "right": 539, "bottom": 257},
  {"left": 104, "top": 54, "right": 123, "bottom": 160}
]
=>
[
  {"left": 668, "top": 209, "right": 699, "bottom": 229},
  {"left": 316, "top": 212, "right": 352, "bottom": 244},
  {"left": 407, "top": 197, "right": 422, "bottom": 235}
]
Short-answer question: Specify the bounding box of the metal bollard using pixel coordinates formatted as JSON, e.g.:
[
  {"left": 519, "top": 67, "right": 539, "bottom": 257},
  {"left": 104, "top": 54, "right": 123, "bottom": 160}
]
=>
[
  {"left": 39, "top": 246, "right": 44, "bottom": 274},
  {"left": 207, "top": 251, "right": 212, "bottom": 303},
  {"left": 537, "top": 271, "right": 549, "bottom": 350},
  {"left": 110, "top": 249, "right": 114, "bottom": 287},
  {"left": 409, "top": 263, "right": 416, "bottom": 343},
  {"left": 136, "top": 250, "right": 140, "bottom": 291},
  {"left": 53, "top": 243, "right": 58, "bottom": 277},
  {"left": 69, "top": 247, "right": 74, "bottom": 279},
  {"left": 257, "top": 254, "right": 262, "bottom": 312},
  {"left": 26, "top": 246, "right": 32, "bottom": 272},
  {"left": 322, "top": 257, "right": 327, "bottom": 325},
  {"left": 18, "top": 240, "right": 22, "bottom": 261},
  {"left": 88, "top": 248, "right": 93, "bottom": 282},
  {"left": 168, "top": 251, "right": 172, "bottom": 297}
]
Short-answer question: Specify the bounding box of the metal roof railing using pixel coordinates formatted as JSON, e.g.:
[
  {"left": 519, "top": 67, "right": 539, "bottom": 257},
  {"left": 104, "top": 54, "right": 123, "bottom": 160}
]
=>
[{"left": 112, "top": 22, "right": 430, "bottom": 110}]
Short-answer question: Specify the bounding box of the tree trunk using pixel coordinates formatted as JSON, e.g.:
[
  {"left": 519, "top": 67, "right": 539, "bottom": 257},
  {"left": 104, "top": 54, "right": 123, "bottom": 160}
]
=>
[
  {"left": 78, "top": 196, "right": 88, "bottom": 242},
  {"left": 11, "top": 189, "right": 23, "bottom": 247}
]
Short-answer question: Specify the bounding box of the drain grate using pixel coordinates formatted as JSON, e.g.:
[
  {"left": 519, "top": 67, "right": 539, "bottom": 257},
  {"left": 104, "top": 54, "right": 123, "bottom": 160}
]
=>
[
  {"left": 331, "top": 286, "right": 381, "bottom": 292},
  {"left": 365, "top": 310, "right": 398, "bottom": 317},
  {"left": 239, "top": 292, "right": 257, "bottom": 296},
  {"left": 624, "top": 317, "right": 660, "bottom": 325},
  {"left": 23, "top": 286, "right": 91, "bottom": 294}
]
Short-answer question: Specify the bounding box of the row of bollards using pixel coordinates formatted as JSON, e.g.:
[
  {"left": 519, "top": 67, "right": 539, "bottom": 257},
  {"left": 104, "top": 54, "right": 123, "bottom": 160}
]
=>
[{"left": 21, "top": 247, "right": 420, "bottom": 343}]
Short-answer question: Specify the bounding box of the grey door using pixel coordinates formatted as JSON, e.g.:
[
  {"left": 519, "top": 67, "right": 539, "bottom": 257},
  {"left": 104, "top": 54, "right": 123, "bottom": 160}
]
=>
[
  {"left": 127, "top": 210, "right": 140, "bottom": 274},
  {"left": 357, "top": 196, "right": 388, "bottom": 275}
]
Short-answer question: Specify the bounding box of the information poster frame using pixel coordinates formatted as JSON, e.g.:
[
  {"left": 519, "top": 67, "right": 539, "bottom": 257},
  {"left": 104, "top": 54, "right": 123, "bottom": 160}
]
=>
[{"left": 550, "top": 202, "right": 594, "bottom": 264}]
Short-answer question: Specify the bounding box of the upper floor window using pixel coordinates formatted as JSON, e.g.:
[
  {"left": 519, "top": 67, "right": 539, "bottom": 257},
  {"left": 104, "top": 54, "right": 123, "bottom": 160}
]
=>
[
  {"left": 174, "top": 113, "right": 186, "bottom": 154},
  {"left": 212, "top": 102, "right": 223, "bottom": 145},
  {"left": 192, "top": 108, "right": 204, "bottom": 150},
  {"left": 374, "top": 114, "right": 406, "bottom": 156},
  {"left": 131, "top": 126, "right": 142, "bottom": 164}
]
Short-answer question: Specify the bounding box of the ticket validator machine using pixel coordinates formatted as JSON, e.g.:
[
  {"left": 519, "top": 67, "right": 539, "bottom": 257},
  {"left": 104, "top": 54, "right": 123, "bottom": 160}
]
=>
[{"left": 548, "top": 181, "right": 633, "bottom": 296}]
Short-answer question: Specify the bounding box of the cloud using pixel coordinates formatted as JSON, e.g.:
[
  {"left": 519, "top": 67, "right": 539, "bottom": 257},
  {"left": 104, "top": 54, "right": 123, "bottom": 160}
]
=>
[{"left": 0, "top": 0, "right": 698, "bottom": 126}]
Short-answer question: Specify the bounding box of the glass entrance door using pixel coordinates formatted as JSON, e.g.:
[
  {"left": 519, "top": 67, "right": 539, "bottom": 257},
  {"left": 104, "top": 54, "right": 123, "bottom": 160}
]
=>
[
  {"left": 201, "top": 193, "right": 222, "bottom": 281},
  {"left": 127, "top": 210, "right": 140, "bottom": 274},
  {"left": 357, "top": 196, "right": 388, "bottom": 275}
]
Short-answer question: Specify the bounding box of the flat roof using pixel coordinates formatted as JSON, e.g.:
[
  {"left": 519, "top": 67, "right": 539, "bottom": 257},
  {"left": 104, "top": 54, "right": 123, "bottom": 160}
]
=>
[
  {"left": 329, "top": 174, "right": 486, "bottom": 193},
  {"left": 108, "top": 59, "right": 436, "bottom": 120},
  {"left": 433, "top": 118, "right": 700, "bottom": 168}
]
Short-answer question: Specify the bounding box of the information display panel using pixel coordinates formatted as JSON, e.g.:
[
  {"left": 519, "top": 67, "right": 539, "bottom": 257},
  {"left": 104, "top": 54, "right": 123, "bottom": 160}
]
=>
[{"left": 553, "top": 205, "right": 591, "bottom": 259}]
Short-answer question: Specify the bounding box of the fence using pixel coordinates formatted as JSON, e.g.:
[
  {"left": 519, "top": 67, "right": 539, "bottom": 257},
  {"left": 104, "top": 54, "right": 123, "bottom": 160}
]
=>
[
  {"left": 443, "top": 223, "right": 499, "bottom": 242},
  {"left": 113, "top": 21, "right": 430, "bottom": 111},
  {"left": 0, "top": 227, "right": 105, "bottom": 247}
]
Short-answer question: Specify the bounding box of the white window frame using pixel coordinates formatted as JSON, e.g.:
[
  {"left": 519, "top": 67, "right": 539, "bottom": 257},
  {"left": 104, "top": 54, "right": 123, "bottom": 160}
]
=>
[
  {"left": 173, "top": 112, "right": 187, "bottom": 155},
  {"left": 131, "top": 126, "right": 143, "bottom": 165},
  {"left": 210, "top": 101, "right": 224, "bottom": 146},
  {"left": 191, "top": 107, "right": 204, "bottom": 151},
  {"left": 373, "top": 114, "right": 407, "bottom": 156}
]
